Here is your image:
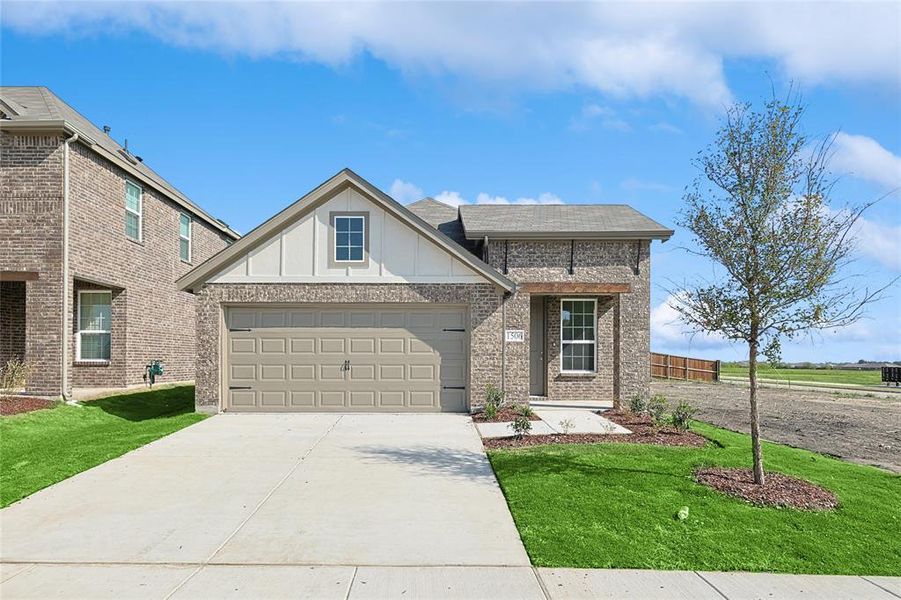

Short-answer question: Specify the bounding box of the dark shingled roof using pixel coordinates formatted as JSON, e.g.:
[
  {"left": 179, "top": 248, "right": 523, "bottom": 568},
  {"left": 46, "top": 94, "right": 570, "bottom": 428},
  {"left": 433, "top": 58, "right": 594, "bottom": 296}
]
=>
[
  {"left": 406, "top": 197, "right": 472, "bottom": 249},
  {"left": 459, "top": 204, "right": 673, "bottom": 240},
  {"left": 0, "top": 86, "right": 238, "bottom": 238}
]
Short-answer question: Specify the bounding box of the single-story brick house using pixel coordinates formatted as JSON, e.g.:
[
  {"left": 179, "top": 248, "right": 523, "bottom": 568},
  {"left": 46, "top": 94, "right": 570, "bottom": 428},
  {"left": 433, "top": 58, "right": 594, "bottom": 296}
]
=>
[{"left": 177, "top": 169, "right": 672, "bottom": 413}]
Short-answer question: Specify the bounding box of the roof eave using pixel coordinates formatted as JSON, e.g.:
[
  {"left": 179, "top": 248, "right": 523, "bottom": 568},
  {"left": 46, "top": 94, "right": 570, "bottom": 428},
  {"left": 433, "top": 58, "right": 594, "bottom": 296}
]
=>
[
  {"left": 463, "top": 230, "right": 675, "bottom": 241},
  {"left": 0, "top": 118, "right": 240, "bottom": 240}
]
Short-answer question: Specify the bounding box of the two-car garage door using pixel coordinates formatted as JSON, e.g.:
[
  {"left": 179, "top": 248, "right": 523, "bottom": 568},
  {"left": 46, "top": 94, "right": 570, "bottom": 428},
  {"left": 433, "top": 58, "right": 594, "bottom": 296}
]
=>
[{"left": 225, "top": 305, "right": 468, "bottom": 412}]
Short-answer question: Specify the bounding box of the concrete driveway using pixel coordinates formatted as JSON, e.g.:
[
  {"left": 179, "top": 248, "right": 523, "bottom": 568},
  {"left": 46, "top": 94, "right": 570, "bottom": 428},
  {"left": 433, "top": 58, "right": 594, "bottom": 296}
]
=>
[{"left": 1, "top": 413, "right": 531, "bottom": 597}]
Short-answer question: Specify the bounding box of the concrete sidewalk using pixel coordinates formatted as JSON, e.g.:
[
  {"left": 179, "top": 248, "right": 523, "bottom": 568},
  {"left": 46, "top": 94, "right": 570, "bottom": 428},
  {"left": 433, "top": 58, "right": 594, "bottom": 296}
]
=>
[{"left": 1, "top": 563, "right": 898, "bottom": 599}]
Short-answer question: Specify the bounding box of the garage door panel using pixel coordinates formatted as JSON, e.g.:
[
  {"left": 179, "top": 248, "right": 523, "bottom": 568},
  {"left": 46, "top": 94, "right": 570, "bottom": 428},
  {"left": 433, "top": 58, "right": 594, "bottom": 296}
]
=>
[{"left": 225, "top": 305, "right": 467, "bottom": 412}]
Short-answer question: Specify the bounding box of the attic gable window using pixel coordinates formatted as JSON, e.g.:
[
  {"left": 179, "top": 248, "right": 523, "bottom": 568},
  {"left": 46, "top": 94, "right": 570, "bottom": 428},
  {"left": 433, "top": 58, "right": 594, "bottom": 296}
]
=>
[
  {"left": 333, "top": 214, "right": 366, "bottom": 263},
  {"left": 125, "top": 180, "right": 142, "bottom": 241}
]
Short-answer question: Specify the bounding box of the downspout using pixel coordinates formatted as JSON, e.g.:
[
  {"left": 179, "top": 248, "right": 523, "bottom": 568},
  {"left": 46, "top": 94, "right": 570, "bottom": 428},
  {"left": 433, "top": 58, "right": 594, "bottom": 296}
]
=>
[
  {"left": 501, "top": 291, "right": 508, "bottom": 395},
  {"left": 61, "top": 131, "right": 78, "bottom": 401}
]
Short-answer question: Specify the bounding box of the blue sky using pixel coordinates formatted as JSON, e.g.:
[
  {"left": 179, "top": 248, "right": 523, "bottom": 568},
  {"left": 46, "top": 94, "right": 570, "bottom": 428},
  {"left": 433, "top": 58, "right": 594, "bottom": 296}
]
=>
[{"left": 2, "top": 2, "right": 899, "bottom": 362}]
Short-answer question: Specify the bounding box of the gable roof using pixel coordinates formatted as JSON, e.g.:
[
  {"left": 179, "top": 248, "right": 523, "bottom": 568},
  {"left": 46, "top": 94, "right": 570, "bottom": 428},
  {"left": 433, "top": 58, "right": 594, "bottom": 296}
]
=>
[
  {"left": 177, "top": 169, "right": 516, "bottom": 293},
  {"left": 406, "top": 197, "right": 470, "bottom": 248},
  {"left": 0, "top": 86, "right": 239, "bottom": 239},
  {"left": 459, "top": 204, "right": 674, "bottom": 240}
]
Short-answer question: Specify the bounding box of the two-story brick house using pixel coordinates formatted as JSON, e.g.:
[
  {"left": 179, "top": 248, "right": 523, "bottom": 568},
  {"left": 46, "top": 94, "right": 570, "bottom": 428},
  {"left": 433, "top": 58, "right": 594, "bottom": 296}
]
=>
[
  {"left": 0, "top": 87, "right": 238, "bottom": 398},
  {"left": 176, "top": 169, "right": 671, "bottom": 413}
]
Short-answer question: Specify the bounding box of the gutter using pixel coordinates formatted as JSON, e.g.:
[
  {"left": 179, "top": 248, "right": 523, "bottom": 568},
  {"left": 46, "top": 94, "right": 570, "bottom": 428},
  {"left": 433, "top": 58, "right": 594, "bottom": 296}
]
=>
[
  {"left": 463, "top": 230, "right": 675, "bottom": 241},
  {"left": 61, "top": 131, "right": 79, "bottom": 401}
]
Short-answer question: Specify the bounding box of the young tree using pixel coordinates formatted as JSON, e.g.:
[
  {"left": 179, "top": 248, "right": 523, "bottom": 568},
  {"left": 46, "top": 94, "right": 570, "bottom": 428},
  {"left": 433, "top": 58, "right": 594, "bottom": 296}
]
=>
[{"left": 674, "top": 93, "right": 892, "bottom": 485}]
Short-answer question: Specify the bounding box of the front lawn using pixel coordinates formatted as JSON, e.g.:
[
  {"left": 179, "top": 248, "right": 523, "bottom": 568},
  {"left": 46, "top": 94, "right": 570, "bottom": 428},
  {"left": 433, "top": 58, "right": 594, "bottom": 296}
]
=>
[
  {"left": 488, "top": 422, "right": 901, "bottom": 575},
  {"left": 0, "top": 385, "right": 206, "bottom": 507}
]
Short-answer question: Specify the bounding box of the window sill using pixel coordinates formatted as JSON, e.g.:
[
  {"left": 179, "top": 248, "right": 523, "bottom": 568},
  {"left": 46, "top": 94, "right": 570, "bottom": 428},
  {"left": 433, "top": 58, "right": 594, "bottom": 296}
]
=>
[
  {"left": 558, "top": 371, "right": 597, "bottom": 378},
  {"left": 126, "top": 236, "right": 144, "bottom": 247},
  {"left": 180, "top": 259, "right": 192, "bottom": 266},
  {"left": 74, "top": 360, "right": 111, "bottom": 367}
]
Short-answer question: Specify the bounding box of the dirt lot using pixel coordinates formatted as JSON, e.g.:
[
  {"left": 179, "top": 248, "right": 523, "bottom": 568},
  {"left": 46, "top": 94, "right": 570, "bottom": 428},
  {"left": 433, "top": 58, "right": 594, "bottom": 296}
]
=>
[{"left": 652, "top": 379, "right": 901, "bottom": 473}]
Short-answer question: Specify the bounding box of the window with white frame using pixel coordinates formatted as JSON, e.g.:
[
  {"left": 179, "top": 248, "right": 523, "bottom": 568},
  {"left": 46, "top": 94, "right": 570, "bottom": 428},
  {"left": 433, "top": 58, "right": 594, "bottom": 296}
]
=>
[
  {"left": 334, "top": 215, "right": 366, "bottom": 262},
  {"left": 560, "top": 299, "right": 596, "bottom": 373},
  {"left": 125, "top": 181, "right": 142, "bottom": 241},
  {"left": 179, "top": 213, "right": 192, "bottom": 262},
  {"left": 77, "top": 291, "right": 111, "bottom": 361}
]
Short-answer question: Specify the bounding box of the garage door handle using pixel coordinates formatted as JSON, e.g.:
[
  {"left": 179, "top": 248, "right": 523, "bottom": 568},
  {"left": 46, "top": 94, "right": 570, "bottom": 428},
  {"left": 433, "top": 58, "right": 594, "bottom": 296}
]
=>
[
  {"left": 229, "top": 386, "right": 251, "bottom": 390},
  {"left": 442, "top": 386, "right": 466, "bottom": 390},
  {"left": 229, "top": 328, "right": 251, "bottom": 332},
  {"left": 442, "top": 328, "right": 466, "bottom": 332}
]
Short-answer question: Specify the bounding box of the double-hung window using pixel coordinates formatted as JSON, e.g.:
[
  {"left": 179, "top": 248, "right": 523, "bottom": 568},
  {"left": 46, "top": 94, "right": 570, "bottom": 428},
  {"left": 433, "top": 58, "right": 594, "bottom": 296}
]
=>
[
  {"left": 77, "top": 291, "right": 111, "bottom": 362},
  {"left": 334, "top": 215, "right": 366, "bottom": 262},
  {"left": 125, "top": 181, "right": 142, "bottom": 241},
  {"left": 179, "top": 213, "right": 192, "bottom": 262},
  {"left": 560, "top": 299, "right": 596, "bottom": 373}
]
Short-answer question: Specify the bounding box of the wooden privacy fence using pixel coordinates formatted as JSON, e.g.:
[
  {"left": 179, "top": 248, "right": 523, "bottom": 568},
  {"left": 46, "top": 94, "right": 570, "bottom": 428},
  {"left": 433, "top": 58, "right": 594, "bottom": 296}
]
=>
[{"left": 651, "top": 352, "right": 720, "bottom": 382}]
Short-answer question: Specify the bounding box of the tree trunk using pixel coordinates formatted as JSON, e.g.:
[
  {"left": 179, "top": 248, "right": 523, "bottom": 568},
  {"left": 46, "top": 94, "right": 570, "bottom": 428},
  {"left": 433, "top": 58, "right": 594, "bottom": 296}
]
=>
[{"left": 748, "top": 339, "right": 765, "bottom": 485}]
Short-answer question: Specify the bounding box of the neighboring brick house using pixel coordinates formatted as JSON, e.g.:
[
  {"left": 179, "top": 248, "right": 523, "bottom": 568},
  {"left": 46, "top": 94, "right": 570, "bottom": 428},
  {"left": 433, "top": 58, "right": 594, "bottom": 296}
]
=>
[
  {"left": 177, "top": 169, "right": 671, "bottom": 413},
  {"left": 0, "top": 87, "right": 238, "bottom": 397}
]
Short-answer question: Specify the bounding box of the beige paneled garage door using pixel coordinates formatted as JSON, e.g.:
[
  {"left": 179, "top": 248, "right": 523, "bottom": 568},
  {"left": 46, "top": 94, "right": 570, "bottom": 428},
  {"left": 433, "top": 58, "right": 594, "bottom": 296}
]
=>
[{"left": 225, "top": 305, "right": 468, "bottom": 412}]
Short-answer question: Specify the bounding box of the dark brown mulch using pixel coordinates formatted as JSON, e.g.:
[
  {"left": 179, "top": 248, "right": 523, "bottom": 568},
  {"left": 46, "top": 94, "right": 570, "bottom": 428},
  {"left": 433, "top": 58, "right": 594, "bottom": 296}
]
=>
[
  {"left": 694, "top": 467, "right": 839, "bottom": 510},
  {"left": 471, "top": 407, "right": 542, "bottom": 422},
  {"left": 0, "top": 395, "right": 55, "bottom": 416},
  {"left": 482, "top": 410, "right": 707, "bottom": 449}
]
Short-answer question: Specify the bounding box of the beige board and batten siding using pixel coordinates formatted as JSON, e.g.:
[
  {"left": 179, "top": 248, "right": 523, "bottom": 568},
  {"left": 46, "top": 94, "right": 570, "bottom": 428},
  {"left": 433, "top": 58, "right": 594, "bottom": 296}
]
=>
[
  {"left": 211, "top": 186, "right": 484, "bottom": 284},
  {"left": 225, "top": 305, "right": 468, "bottom": 412}
]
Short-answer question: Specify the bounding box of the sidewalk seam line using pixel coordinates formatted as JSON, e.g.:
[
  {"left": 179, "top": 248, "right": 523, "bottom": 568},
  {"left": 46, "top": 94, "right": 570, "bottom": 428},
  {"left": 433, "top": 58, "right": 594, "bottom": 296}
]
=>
[
  {"left": 861, "top": 576, "right": 901, "bottom": 599},
  {"left": 0, "top": 563, "right": 37, "bottom": 585},
  {"left": 344, "top": 566, "right": 358, "bottom": 600},
  {"left": 162, "top": 564, "right": 203, "bottom": 600},
  {"left": 695, "top": 571, "right": 730, "bottom": 599},
  {"left": 204, "top": 415, "right": 343, "bottom": 563},
  {"left": 531, "top": 566, "right": 552, "bottom": 600}
]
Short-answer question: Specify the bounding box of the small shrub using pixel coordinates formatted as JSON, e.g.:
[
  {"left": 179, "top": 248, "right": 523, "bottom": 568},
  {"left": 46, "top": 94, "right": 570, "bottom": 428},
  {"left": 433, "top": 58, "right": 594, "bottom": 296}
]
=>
[
  {"left": 0, "top": 358, "right": 31, "bottom": 391},
  {"left": 515, "top": 403, "right": 534, "bottom": 418},
  {"left": 670, "top": 400, "right": 696, "bottom": 432},
  {"left": 648, "top": 394, "right": 668, "bottom": 425},
  {"left": 628, "top": 393, "right": 648, "bottom": 415},
  {"left": 599, "top": 419, "right": 617, "bottom": 434},
  {"left": 511, "top": 415, "right": 532, "bottom": 438},
  {"left": 483, "top": 401, "right": 498, "bottom": 420},
  {"left": 559, "top": 418, "right": 575, "bottom": 435}
]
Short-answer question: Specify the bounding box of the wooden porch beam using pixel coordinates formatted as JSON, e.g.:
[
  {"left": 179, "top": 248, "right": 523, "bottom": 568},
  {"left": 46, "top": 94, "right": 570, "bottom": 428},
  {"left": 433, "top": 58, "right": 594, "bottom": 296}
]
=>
[
  {"left": 0, "top": 271, "right": 39, "bottom": 282},
  {"left": 519, "top": 282, "right": 632, "bottom": 294}
]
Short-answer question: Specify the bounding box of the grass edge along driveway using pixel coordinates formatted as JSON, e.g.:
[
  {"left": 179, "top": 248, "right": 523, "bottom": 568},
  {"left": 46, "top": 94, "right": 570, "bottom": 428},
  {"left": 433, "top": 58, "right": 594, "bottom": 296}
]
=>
[
  {"left": 1, "top": 385, "right": 206, "bottom": 507},
  {"left": 488, "top": 422, "right": 901, "bottom": 576}
]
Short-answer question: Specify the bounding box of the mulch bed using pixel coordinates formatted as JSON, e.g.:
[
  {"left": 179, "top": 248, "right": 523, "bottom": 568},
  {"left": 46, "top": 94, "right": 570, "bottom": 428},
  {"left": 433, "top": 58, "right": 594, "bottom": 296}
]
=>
[
  {"left": 482, "top": 410, "right": 706, "bottom": 449},
  {"left": 471, "top": 407, "right": 542, "bottom": 422},
  {"left": 694, "top": 467, "right": 839, "bottom": 510},
  {"left": 0, "top": 395, "right": 55, "bottom": 416}
]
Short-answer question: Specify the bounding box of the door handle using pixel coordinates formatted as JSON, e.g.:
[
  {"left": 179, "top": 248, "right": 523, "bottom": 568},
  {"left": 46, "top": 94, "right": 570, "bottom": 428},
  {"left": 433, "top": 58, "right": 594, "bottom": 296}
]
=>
[{"left": 343, "top": 360, "right": 350, "bottom": 371}]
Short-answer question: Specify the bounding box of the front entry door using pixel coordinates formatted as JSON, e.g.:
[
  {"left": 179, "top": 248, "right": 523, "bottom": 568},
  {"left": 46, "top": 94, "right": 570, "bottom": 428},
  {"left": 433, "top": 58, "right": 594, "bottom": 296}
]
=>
[{"left": 529, "top": 296, "right": 546, "bottom": 396}]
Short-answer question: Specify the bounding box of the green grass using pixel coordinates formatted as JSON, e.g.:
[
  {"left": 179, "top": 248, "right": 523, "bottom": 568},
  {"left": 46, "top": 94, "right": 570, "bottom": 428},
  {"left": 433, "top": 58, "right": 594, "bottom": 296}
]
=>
[
  {"left": 488, "top": 423, "right": 901, "bottom": 575},
  {"left": 1, "top": 385, "right": 206, "bottom": 507},
  {"left": 719, "top": 365, "right": 882, "bottom": 386}
]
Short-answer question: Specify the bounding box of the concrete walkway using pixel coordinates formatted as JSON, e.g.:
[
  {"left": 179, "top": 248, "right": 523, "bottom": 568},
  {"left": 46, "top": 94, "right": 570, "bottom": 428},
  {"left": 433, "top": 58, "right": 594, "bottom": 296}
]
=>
[{"left": 1, "top": 563, "right": 898, "bottom": 599}]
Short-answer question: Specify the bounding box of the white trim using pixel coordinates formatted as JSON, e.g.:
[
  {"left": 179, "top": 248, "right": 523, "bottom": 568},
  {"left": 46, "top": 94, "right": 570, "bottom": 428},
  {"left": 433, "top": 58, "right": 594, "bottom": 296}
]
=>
[
  {"left": 125, "top": 179, "right": 143, "bottom": 242},
  {"left": 179, "top": 212, "right": 192, "bottom": 263},
  {"left": 560, "top": 297, "right": 597, "bottom": 374},
  {"left": 76, "top": 290, "right": 112, "bottom": 363},
  {"left": 333, "top": 214, "right": 366, "bottom": 264}
]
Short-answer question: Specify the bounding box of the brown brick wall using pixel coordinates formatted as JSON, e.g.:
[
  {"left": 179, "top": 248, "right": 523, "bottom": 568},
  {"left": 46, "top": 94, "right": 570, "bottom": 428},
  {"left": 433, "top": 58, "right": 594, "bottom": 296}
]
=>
[
  {"left": 1, "top": 130, "right": 231, "bottom": 395},
  {"left": 193, "top": 283, "right": 505, "bottom": 412},
  {"left": 487, "top": 239, "right": 651, "bottom": 403},
  {"left": 65, "top": 142, "right": 231, "bottom": 391},
  {"left": 0, "top": 132, "right": 65, "bottom": 395}
]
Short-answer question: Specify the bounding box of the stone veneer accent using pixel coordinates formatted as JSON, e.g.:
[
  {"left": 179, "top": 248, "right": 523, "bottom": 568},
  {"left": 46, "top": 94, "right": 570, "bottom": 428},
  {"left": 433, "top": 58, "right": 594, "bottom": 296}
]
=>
[
  {"left": 487, "top": 239, "right": 651, "bottom": 404},
  {"left": 193, "top": 283, "right": 505, "bottom": 412},
  {"left": 1, "top": 130, "right": 232, "bottom": 395}
]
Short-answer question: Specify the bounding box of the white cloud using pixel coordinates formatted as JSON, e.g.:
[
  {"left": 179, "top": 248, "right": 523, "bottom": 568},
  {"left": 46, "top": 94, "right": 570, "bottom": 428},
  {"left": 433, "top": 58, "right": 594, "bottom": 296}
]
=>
[
  {"left": 4, "top": 2, "right": 899, "bottom": 107},
  {"left": 830, "top": 133, "right": 901, "bottom": 189},
  {"left": 649, "top": 121, "right": 683, "bottom": 135},
  {"left": 853, "top": 215, "right": 901, "bottom": 271},
  {"left": 433, "top": 191, "right": 467, "bottom": 207},
  {"left": 389, "top": 179, "right": 423, "bottom": 204},
  {"left": 650, "top": 293, "right": 728, "bottom": 350}
]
